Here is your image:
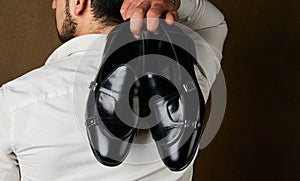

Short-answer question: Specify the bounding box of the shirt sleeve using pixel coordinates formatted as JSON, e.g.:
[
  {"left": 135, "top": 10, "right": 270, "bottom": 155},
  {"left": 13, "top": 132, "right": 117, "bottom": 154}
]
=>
[
  {"left": 0, "top": 87, "right": 20, "bottom": 181},
  {"left": 178, "top": 0, "right": 228, "bottom": 101}
]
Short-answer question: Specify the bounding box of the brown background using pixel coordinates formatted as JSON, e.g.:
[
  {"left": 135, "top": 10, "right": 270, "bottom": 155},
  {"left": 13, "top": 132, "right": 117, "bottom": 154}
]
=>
[{"left": 0, "top": 0, "right": 299, "bottom": 180}]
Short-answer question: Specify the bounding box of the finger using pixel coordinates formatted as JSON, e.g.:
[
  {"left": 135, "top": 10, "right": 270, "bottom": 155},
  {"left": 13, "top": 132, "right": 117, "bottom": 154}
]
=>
[
  {"left": 146, "top": 3, "right": 173, "bottom": 32},
  {"left": 121, "top": 0, "right": 142, "bottom": 20},
  {"left": 165, "top": 11, "right": 179, "bottom": 25},
  {"left": 153, "top": 0, "right": 177, "bottom": 12},
  {"left": 124, "top": 0, "right": 149, "bottom": 21},
  {"left": 125, "top": 1, "right": 140, "bottom": 20},
  {"left": 130, "top": 2, "right": 151, "bottom": 38},
  {"left": 120, "top": 0, "right": 133, "bottom": 20},
  {"left": 130, "top": 19, "right": 143, "bottom": 39},
  {"left": 146, "top": 18, "right": 159, "bottom": 33},
  {"left": 146, "top": 7, "right": 163, "bottom": 32},
  {"left": 146, "top": 0, "right": 177, "bottom": 18}
]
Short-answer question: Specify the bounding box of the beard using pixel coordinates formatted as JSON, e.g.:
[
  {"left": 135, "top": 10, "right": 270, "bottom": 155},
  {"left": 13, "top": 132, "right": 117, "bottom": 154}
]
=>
[{"left": 55, "top": 0, "right": 77, "bottom": 43}]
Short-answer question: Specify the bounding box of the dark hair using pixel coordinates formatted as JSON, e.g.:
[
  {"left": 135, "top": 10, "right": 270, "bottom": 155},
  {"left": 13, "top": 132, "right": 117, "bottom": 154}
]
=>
[{"left": 91, "top": 0, "right": 124, "bottom": 26}]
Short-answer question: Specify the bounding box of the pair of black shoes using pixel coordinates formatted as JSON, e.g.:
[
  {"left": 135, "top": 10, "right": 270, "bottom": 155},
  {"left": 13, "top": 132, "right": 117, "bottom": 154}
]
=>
[{"left": 85, "top": 20, "right": 205, "bottom": 171}]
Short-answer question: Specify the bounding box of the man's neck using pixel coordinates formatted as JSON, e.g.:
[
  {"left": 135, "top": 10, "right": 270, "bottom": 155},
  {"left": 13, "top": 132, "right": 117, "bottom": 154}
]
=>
[{"left": 75, "top": 15, "right": 116, "bottom": 35}]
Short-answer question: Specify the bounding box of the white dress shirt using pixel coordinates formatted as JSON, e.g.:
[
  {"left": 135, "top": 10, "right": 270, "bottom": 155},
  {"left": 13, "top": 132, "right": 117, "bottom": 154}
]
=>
[{"left": 0, "top": 0, "right": 227, "bottom": 180}]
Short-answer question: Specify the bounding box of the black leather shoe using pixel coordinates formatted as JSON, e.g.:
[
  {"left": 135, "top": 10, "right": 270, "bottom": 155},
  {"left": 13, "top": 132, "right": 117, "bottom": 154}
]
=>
[
  {"left": 85, "top": 23, "right": 141, "bottom": 166},
  {"left": 134, "top": 23, "right": 206, "bottom": 171},
  {"left": 86, "top": 20, "right": 205, "bottom": 170}
]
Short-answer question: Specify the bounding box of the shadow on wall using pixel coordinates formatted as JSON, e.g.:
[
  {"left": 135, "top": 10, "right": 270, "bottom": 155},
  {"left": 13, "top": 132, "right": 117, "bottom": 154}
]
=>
[
  {"left": 0, "top": 0, "right": 299, "bottom": 180},
  {"left": 193, "top": 0, "right": 300, "bottom": 180}
]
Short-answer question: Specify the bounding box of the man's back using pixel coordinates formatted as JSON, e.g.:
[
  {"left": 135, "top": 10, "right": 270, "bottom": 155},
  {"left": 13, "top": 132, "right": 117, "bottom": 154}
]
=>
[
  {"left": 0, "top": 0, "right": 228, "bottom": 180},
  {"left": 0, "top": 34, "right": 194, "bottom": 180}
]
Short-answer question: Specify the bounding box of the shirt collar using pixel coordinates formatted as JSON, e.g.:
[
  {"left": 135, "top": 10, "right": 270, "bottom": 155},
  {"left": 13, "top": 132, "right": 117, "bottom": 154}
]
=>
[{"left": 45, "top": 34, "right": 108, "bottom": 65}]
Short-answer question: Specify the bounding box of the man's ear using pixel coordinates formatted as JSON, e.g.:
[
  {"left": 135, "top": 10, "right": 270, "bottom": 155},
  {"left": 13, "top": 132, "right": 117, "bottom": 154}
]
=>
[{"left": 74, "top": 0, "right": 88, "bottom": 15}]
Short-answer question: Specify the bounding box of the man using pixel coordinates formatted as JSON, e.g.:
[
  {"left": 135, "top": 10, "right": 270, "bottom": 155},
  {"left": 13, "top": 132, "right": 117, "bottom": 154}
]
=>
[{"left": 0, "top": 0, "right": 227, "bottom": 180}]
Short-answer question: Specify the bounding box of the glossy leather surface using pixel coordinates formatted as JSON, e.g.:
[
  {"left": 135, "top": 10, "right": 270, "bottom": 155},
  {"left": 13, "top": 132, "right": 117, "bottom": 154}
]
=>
[
  {"left": 85, "top": 24, "right": 140, "bottom": 166},
  {"left": 85, "top": 21, "right": 205, "bottom": 170}
]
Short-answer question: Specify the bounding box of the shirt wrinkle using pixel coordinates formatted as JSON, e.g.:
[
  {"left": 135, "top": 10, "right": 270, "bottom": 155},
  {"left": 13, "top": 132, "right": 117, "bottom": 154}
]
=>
[
  {"left": 0, "top": 0, "right": 227, "bottom": 180},
  {"left": 8, "top": 88, "right": 73, "bottom": 113}
]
